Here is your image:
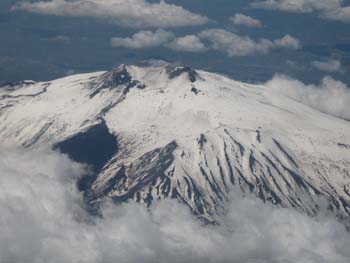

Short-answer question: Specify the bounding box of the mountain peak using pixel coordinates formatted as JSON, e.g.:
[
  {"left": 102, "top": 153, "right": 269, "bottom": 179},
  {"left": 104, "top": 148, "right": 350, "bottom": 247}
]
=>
[
  {"left": 88, "top": 64, "right": 145, "bottom": 97},
  {"left": 103, "top": 63, "right": 132, "bottom": 86},
  {"left": 112, "top": 63, "right": 128, "bottom": 72},
  {"left": 165, "top": 64, "right": 199, "bottom": 83},
  {"left": 1, "top": 64, "right": 350, "bottom": 223}
]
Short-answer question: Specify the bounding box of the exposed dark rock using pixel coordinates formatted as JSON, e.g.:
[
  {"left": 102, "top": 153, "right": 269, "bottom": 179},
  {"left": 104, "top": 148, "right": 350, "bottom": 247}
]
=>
[
  {"left": 165, "top": 65, "right": 199, "bottom": 83},
  {"left": 191, "top": 86, "right": 201, "bottom": 95},
  {"left": 256, "top": 129, "right": 261, "bottom": 143},
  {"left": 93, "top": 141, "right": 178, "bottom": 207},
  {"left": 273, "top": 139, "right": 299, "bottom": 168},
  {"left": 0, "top": 80, "right": 36, "bottom": 90},
  {"left": 197, "top": 134, "right": 207, "bottom": 148},
  {"left": 0, "top": 83, "right": 49, "bottom": 100},
  {"left": 89, "top": 64, "right": 145, "bottom": 98},
  {"left": 338, "top": 143, "right": 350, "bottom": 149}
]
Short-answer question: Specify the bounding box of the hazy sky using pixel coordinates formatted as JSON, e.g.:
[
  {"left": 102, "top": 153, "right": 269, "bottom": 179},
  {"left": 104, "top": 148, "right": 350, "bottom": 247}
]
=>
[{"left": 0, "top": 0, "right": 349, "bottom": 85}]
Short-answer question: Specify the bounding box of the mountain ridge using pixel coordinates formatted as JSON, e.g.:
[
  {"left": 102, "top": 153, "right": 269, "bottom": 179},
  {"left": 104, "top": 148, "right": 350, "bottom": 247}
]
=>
[{"left": 0, "top": 63, "right": 349, "bottom": 222}]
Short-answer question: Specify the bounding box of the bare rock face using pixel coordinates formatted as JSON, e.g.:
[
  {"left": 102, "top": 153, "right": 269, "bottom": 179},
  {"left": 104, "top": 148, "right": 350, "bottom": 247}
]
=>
[
  {"left": 88, "top": 64, "right": 146, "bottom": 98},
  {"left": 165, "top": 64, "right": 199, "bottom": 83}
]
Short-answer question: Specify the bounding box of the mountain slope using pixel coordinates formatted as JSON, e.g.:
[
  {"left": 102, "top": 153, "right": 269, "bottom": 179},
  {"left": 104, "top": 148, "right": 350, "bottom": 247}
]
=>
[{"left": 1, "top": 64, "right": 349, "bottom": 221}]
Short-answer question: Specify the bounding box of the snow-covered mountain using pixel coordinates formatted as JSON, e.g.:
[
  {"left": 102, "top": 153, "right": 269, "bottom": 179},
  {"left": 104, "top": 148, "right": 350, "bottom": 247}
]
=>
[{"left": 1, "top": 64, "right": 350, "bottom": 222}]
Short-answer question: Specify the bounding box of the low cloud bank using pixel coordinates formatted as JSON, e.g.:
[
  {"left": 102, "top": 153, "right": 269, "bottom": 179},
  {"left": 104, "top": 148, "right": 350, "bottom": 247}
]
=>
[
  {"left": 111, "top": 30, "right": 206, "bottom": 52},
  {"left": 111, "top": 29, "right": 175, "bottom": 49},
  {"left": 266, "top": 74, "right": 350, "bottom": 120},
  {"left": 311, "top": 59, "right": 342, "bottom": 73},
  {"left": 230, "top": 13, "right": 263, "bottom": 28},
  {"left": 167, "top": 35, "right": 207, "bottom": 52},
  {"left": 111, "top": 29, "right": 300, "bottom": 56},
  {"left": 12, "top": 0, "right": 208, "bottom": 28},
  {"left": 251, "top": 0, "right": 350, "bottom": 23},
  {"left": 1, "top": 149, "right": 350, "bottom": 262},
  {"left": 199, "top": 29, "right": 300, "bottom": 57}
]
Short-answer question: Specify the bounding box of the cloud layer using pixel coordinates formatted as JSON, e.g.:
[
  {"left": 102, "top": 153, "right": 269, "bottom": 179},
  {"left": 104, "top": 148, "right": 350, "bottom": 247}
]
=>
[
  {"left": 167, "top": 35, "right": 208, "bottom": 52},
  {"left": 1, "top": 148, "right": 350, "bottom": 262},
  {"left": 111, "top": 30, "right": 207, "bottom": 52},
  {"left": 198, "top": 29, "right": 300, "bottom": 57},
  {"left": 111, "top": 29, "right": 175, "bottom": 49},
  {"left": 230, "top": 13, "right": 263, "bottom": 28},
  {"left": 252, "top": 0, "right": 350, "bottom": 22},
  {"left": 12, "top": 0, "right": 209, "bottom": 28},
  {"left": 311, "top": 59, "right": 342, "bottom": 73},
  {"left": 111, "top": 29, "right": 300, "bottom": 56},
  {"left": 266, "top": 74, "right": 350, "bottom": 120}
]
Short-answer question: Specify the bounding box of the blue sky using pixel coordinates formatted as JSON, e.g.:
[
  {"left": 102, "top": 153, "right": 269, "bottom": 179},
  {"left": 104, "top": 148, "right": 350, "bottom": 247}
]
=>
[{"left": 0, "top": 0, "right": 349, "bottom": 84}]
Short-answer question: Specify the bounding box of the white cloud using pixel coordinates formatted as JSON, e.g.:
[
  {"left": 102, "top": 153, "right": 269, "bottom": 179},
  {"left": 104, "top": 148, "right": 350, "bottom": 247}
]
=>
[
  {"left": 167, "top": 35, "right": 207, "bottom": 52},
  {"left": 251, "top": 0, "right": 350, "bottom": 23},
  {"left": 311, "top": 59, "right": 342, "bottom": 73},
  {"left": 198, "top": 29, "right": 300, "bottom": 57},
  {"left": 12, "top": 0, "right": 209, "bottom": 28},
  {"left": 111, "top": 30, "right": 207, "bottom": 52},
  {"left": 110, "top": 29, "right": 300, "bottom": 56},
  {"left": 1, "top": 148, "right": 350, "bottom": 262},
  {"left": 265, "top": 74, "right": 350, "bottom": 120},
  {"left": 0, "top": 148, "right": 89, "bottom": 262},
  {"left": 323, "top": 6, "right": 350, "bottom": 22},
  {"left": 230, "top": 13, "right": 263, "bottom": 27},
  {"left": 274, "top": 34, "right": 301, "bottom": 49},
  {"left": 111, "top": 29, "right": 174, "bottom": 49},
  {"left": 252, "top": 0, "right": 340, "bottom": 13}
]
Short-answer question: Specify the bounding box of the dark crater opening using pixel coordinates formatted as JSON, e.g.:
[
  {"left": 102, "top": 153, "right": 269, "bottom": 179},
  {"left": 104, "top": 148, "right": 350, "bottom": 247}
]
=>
[{"left": 53, "top": 121, "right": 118, "bottom": 192}]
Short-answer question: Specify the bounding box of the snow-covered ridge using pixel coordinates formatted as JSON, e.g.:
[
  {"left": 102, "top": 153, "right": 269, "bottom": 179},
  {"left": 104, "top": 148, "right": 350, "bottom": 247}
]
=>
[{"left": 0, "top": 64, "right": 349, "bottom": 222}]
